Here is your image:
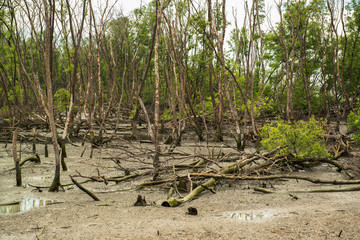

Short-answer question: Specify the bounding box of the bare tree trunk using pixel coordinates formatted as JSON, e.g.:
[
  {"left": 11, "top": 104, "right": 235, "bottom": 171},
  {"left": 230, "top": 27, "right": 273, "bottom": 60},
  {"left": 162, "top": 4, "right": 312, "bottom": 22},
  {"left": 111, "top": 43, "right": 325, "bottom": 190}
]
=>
[
  {"left": 298, "top": 14, "right": 313, "bottom": 118},
  {"left": 276, "top": 0, "right": 299, "bottom": 121},
  {"left": 0, "top": 72, "right": 14, "bottom": 122},
  {"left": 12, "top": 128, "right": 21, "bottom": 187},
  {"left": 321, "top": 18, "right": 331, "bottom": 118},
  {"left": 153, "top": 0, "right": 165, "bottom": 180},
  {"left": 83, "top": 6, "right": 95, "bottom": 152},
  {"left": 327, "top": 0, "right": 350, "bottom": 114},
  {"left": 61, "top": 0, "right": 87, "bottom": 141},
  {"left": 16, "top": 0, "right": 62, "bottom": 191},
  {"left": 42, "top": 0, "right": 62, "bottom": 192},
  {"left": 131, "top": 3, "right": 159, "bottom": 138},
  {"left": 255, "top": 0, "right": 266, "bottom": 109},
  {"left": 89, "top": 0, "right": 111, "bottom": 122},
  {"left": 207, "top": 0, "right": 224, "bottom": 141}
]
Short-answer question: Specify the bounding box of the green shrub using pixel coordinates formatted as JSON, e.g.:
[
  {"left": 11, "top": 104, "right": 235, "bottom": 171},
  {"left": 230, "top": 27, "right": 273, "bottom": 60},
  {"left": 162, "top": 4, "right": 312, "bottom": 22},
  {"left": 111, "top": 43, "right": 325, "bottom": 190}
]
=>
[
  {"left": 347, "top": 110, "right": 360, "bottom": 145},
  {"left": 54, "top": 88, "right": 70, "bottom": 113},
  {"left": 194, "top": 96, "right": 218, "bottom": 121},
  {"left": 162, "top": 108, "right": 173, "bottom": 121},
  {"left": 260, "top": 117, "right": 330, "bottom": 158}
]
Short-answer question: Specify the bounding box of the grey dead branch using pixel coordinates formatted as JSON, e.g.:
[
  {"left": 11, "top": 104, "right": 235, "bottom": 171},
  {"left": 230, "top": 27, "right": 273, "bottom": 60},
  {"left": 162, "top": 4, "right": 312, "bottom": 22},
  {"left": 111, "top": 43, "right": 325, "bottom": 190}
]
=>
[{"left": 2, "top": 121, "right": 359, "bottom": 207}]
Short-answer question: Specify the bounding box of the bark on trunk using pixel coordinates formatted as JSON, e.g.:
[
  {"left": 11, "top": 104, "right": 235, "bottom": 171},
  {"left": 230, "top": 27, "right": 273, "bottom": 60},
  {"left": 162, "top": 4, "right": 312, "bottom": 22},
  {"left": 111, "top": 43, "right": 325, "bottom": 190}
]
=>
[{"left": 153, "top": 0, "right": 165, "bottom": 180}]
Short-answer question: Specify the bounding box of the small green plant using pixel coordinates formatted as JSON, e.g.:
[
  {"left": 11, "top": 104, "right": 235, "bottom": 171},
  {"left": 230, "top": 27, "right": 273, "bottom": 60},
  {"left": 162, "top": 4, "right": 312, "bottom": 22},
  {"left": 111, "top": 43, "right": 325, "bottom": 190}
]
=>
[
  {"left": 129, "top": 105, "right": 138, "bottom": 120},
  {"left": 347, "top": 110, "right": 360, "bottom": 145},
  {"left": 260, "top": 117, "right": 330, "bottom": 158},
  {"left": 7, "top": 82, "right": 24, "bottom": 103}
]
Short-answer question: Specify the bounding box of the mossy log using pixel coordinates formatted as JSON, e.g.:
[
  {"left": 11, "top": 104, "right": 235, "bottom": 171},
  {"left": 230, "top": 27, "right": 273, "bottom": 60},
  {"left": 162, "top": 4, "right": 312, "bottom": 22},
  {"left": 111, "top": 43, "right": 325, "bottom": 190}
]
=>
[{"left": 163, "top": 178, "right": 216, "bottom": 207}]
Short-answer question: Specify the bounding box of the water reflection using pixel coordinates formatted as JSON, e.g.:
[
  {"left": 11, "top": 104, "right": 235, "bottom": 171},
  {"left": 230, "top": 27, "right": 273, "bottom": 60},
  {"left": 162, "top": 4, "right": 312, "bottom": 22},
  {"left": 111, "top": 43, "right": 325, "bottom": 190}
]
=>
[
  {"left": 0, "top": 199, "right": 56, "bottom": 215},
  {"left": 224, "top": 211, "right": 272, "bottom": 221}
]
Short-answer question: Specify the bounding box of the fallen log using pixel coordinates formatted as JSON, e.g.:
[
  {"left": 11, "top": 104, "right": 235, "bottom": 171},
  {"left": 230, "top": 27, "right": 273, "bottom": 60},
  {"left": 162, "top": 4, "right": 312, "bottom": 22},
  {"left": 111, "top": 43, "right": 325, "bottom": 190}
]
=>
[
  {"left": 163, "top": 178, "right": 216, "bottom": 207},
  {"left": 289, "top": 157, "right": 344, "bottom": 172},
  {"left": 161, "top": 148, "right": 281, "bottom": 207},
  {"left": 189, "top": 173, "right": 360, "bottom": 185}
]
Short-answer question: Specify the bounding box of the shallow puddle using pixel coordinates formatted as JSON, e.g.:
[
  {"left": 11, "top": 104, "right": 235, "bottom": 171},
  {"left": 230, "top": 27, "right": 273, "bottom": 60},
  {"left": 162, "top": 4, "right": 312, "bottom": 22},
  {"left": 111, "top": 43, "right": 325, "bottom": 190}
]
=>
[
  {"left": 222, "top": 211, "right": 273, "bottom": 221},
  {"left": 0, "top": 199, "right": 56, "bottom": 215}
]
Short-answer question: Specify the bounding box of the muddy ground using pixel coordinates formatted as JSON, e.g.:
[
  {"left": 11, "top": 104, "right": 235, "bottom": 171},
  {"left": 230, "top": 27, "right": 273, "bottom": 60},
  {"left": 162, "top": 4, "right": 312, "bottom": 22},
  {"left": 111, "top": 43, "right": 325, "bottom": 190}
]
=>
[{"left": 1, "top": 127, "right": 360, "bottom": 240}]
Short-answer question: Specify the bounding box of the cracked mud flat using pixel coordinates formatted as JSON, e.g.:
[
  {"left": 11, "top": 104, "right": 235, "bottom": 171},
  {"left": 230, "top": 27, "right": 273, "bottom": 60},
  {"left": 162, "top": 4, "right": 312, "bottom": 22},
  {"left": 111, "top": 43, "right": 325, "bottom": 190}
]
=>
[{"left": 1, "top": 138, "right": 360, "bottom": 240}]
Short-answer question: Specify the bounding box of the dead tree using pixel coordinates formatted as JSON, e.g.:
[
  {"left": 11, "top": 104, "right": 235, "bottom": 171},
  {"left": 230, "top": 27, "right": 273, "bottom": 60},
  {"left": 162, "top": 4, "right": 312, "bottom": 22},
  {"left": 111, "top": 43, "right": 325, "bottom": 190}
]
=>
[
  {"left": 15, "top": 0, "right": 62, "bottom": 191},
  {"left": 60, "top": 0, "right": 87, "bottom": 144},
  {"left": 326, "top": 0, "right": 351, "bottom": 114},
  {"left": 152, "top": 0, "right": 165, "bottom": 180}
]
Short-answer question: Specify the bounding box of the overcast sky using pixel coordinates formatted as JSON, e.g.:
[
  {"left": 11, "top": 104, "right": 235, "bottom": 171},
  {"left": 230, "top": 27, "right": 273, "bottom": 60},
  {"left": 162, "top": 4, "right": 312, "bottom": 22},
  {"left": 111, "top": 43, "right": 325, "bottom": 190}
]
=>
[
  {"left": 115, "top": 0, "right": 280, "bottom": 52},
  {"left": 118, "top": 0, "right": 281, "bottom": 43},
  {"left": 119, "top": 0, "right": 280, "bottom": 25}
]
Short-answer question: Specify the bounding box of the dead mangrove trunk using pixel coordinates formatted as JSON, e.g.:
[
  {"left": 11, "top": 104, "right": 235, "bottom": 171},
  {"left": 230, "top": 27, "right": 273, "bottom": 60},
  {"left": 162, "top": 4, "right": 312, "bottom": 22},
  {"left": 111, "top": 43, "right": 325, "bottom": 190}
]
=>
[{"left": 12, "top": 128, "right": 21, "bottom": 186}]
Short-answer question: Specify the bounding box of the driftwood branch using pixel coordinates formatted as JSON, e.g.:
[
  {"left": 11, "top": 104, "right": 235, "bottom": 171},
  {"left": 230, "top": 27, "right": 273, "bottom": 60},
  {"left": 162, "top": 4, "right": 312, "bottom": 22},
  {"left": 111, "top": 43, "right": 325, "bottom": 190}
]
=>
[
  {"left": 6, "top": 155, "right": 40, "bottom": 171},
  {"left": 189, "top": 173, "right": 360, "bottom": 185},
  {"left": 289, "top": 157, "right": 344, "bottom": 172},
  {"left": 254, "top": 185, "right": 360, "bottom": 194},
  {"left": 70, "top": 175, "right": 100, "bottom": 201},
  {"left": 161, "top": 148, "right": 281, "bottom": 207}
]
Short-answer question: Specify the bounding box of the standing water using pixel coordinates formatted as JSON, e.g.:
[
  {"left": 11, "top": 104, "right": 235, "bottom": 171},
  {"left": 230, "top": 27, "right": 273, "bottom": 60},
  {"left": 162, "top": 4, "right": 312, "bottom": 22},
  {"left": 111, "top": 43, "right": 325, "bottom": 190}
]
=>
[{"left": 0, "top": 199, "right": 56, "bottom": 215}]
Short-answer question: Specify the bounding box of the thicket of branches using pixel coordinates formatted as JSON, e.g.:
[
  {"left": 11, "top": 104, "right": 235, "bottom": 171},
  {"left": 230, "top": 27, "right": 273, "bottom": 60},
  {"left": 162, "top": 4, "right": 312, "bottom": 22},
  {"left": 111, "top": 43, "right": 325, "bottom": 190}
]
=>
[{"left": 1, "top": 0, "right": 360, "bottom": 191}]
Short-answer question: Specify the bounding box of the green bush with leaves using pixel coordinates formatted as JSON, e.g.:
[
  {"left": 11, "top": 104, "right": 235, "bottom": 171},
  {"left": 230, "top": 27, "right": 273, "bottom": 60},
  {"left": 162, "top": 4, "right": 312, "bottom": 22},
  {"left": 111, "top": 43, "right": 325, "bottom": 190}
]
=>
[
  {"left": 260, "top": 117, "right": 330, "bottom": 158},
  {"left": 194, "top": 96, "right": 218, "bottom": 121},
  {"left": 347, "top": 110, "right": 360, "bottom": 145}
]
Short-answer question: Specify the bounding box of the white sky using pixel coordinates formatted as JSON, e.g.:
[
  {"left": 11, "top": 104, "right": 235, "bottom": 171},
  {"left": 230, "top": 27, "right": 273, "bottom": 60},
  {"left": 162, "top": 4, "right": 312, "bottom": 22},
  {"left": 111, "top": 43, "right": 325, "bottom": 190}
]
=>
[
  {"left": 119, "top": 0, "right": 279, "bottom": 22},
  {"left": 118, "top": 0, "right": 280, "bottom": 38}
]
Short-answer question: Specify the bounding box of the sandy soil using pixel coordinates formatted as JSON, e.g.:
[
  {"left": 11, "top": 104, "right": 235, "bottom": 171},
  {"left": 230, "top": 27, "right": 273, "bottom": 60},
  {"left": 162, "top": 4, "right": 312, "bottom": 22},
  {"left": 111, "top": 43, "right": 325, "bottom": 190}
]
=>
[{"left": 1, "top": 134, "right": 360, "bottom": 240}]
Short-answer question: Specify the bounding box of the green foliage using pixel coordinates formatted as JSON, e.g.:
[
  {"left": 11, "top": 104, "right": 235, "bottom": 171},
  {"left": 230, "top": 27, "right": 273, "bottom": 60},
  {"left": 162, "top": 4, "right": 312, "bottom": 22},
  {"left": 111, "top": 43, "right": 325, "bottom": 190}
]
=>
[
  {"left": 7, "top": 82, "right": 24, "bottom": 103},
  {"left": 162, "top": 108, "right": 173, "bottom": 121},
  {"left": 347, "top": 110, "right": 360, "bottom": 145},
  {"left": 194, "top": 96, "right": 218, "bottom": 121},
  {"left": 3, "top": 118, "right": 11, "bottom": 124},
  {"left": 260, "top": 117, "right": 329, "bottom": 158},
  {"left": 53, "top": 88, "right": 70, "bottom": 113}
]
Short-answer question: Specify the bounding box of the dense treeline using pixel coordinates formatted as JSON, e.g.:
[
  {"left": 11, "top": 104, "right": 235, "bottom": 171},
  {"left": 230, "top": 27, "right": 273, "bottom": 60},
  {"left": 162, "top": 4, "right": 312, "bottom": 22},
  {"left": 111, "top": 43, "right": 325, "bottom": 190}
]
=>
[
  {"left": 1, "top": 0, "right": 359, "bottom": 123},
  {"left": 0, "top": 0, "right": 359, "bottom": 188}
]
